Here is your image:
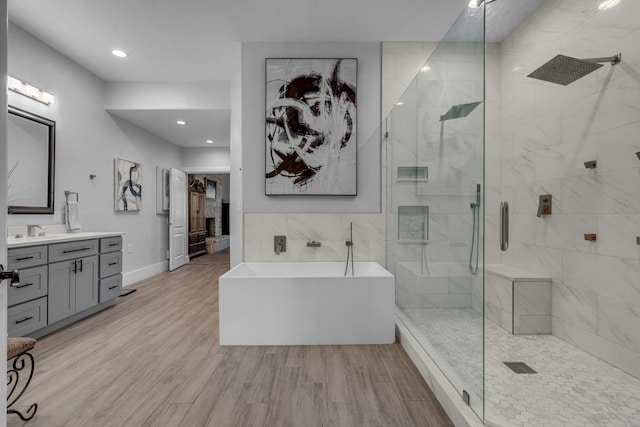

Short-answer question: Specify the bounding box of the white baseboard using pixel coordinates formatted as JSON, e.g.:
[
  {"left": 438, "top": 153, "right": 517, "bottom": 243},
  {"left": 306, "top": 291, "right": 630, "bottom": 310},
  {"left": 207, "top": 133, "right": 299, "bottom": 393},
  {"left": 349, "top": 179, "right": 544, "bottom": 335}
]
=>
[
  {"left": 395, "top": 315, "right": 484, "bottom": 427},
  {"left": 123, "top": 261, "right": 168, "bottom": 286}
]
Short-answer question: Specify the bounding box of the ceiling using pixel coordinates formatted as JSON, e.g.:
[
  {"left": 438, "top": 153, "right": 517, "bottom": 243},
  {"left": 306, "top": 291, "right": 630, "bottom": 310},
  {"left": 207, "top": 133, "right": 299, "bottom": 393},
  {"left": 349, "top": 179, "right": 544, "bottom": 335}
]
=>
[{"left": 7, "top": 0, "right": 540, "bottom": 148}]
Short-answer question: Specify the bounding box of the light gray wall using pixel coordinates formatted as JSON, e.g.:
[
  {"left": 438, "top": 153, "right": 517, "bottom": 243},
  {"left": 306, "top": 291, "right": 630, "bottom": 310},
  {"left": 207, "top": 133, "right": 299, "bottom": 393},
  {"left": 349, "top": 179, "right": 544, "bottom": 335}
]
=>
[
  {"left": 7, "top": 23, "right": 183, "bottom": 283},
  {"left": 104, "top": 81, "right": 230, "bottom": 110},
  {"left": 241, "top": 42, "right": 381, "bottom": 214},
  {"left": 230, "top": 70, "right": 243, "bottom": 266},
  {"left": 1, "top": 0, "right": 9, "bottom": 412},
  {"left": 181, "top": 147, "right": 230, "bottom": 170}
]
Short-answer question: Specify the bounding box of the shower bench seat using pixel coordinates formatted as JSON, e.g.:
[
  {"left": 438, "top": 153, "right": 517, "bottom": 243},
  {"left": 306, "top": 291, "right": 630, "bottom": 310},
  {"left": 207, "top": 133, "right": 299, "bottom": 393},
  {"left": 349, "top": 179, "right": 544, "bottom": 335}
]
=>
[{"left": 485, "top": 265, "right": 552, "bottom": 335}]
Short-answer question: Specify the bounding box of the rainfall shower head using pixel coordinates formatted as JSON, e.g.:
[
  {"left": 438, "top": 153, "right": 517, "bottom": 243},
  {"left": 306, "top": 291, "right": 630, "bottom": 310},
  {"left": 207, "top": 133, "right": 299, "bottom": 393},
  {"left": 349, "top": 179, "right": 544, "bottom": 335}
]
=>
[
  {"left": 440, "top": 101, "right": 482, "bottom": 122},
  {"left": 527, "top": 53, "right": 621, "bottom": 86}
]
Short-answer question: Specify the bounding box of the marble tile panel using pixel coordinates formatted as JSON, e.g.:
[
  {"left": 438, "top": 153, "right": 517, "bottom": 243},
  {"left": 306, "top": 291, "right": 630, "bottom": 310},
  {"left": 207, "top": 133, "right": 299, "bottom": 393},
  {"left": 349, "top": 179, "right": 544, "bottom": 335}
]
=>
[
  {"left": 551, "top": 281, "right": 598, "bottom": 334},
  {"left": 534, "top": 214, "right": 598, "bottom": 253},
  {"left": 244, "top": 213, "right": 287, "bottom": 241},
  {"left": 510, "top": 243, "right": 563, "bottom": 280},
  {"left": 512, "top": 114, "right": 563, "bottom": 157},
  {"left": 562, "top": 250, "right": 640, "bottom": 306},
  {"left": 514, "top": 281, "right": 551, "bottom": 316},
  {"left": 563, "top": 321, "right": 640, "bottom": 379},
  {"left": 501, "top": 153, "right": 536, "bottom": 186},
  {"left": 511, "top": 180, "right": 562, "bottom": 216},
  {"left": 597, "top": 214, "right": 640, "bottom": 260},
  {"left": 534, "top": 135, "right": 597, "bottom": 181},
  {"left": 448, "top": 276, "right": 472, "bottom": 295},
  {"left": 486, "top": 274, "right": 513, "bottom": 316},
  {"left": 514, "top": 314, "right": 551, "bottom": 335},
  {"left": 509, "top": 214, "right": 536, "bottom": 245},
  {"left": 561, "top": 168, "right": 640, "bottom": 214},
  {"left": 597, "top": 297, "right": 640, "bottom": 353},
  {"left": 287, "top": 214, "right": 345, "bottom": 241},
  {"left": 595, "top": 120, "right": 640, "bottom": 173}
]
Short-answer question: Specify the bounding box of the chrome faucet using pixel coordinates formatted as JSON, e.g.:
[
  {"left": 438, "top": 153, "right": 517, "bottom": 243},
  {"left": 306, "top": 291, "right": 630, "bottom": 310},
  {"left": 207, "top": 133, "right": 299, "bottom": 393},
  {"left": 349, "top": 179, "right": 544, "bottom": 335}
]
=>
[{"left": 27, "top": 225, "right": 46, "bottom": 237}]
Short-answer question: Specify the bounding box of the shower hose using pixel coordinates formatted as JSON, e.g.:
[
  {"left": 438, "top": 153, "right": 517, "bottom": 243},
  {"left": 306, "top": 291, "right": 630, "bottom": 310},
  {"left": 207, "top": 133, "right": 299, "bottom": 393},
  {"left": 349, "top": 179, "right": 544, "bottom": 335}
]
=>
[{"left": 469, "top": 203, "right": 480, "bottom": 275}]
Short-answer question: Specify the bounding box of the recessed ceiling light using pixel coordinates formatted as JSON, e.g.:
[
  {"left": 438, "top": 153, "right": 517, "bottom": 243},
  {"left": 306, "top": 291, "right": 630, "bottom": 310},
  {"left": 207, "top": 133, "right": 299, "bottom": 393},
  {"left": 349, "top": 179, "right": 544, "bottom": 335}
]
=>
[
  {"left": 176, "top": 120, "right": 187, "bottom": 125},
  {"left": 111, "top": 49, "right": 128, "bottom": 58},
  {"left": 468, "top": 0, "right": 481, "bottom": 8},
  {"left": 598, "top": 0, "right": 620, "bottom": 10},
  {"left": 421, "top": 65, "right": 431, "bottom": 72},
  {"left": 396, "top": 102, "right": 404, "bottom": 106},
  {"left": 206, "top": 139, "right": 214, "bottom": 144}
]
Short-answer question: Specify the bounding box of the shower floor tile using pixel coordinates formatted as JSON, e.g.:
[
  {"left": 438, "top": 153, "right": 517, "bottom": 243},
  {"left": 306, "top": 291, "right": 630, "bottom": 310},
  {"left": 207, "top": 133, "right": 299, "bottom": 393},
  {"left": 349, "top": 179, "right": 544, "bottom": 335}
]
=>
[{"left": 402, "top": 308, "right": 640, "bottom": 426}]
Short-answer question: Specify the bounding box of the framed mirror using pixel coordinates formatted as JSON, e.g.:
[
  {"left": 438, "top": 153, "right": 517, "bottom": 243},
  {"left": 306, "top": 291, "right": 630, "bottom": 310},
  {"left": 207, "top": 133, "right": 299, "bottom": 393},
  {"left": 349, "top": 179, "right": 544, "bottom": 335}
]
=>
[{"left": 7, "top": 106, "right": 56, "bottom": 214}]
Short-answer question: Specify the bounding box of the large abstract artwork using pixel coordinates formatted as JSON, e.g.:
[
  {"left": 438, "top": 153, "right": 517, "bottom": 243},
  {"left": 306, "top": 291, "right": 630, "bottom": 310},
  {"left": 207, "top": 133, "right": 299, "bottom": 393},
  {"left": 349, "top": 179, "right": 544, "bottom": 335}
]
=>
[
  {"left": 115, "top": 158, "right": 142, "bottom": 212},
  {"left": 266, "top": 58, "right": 357, "bottom": 195}
]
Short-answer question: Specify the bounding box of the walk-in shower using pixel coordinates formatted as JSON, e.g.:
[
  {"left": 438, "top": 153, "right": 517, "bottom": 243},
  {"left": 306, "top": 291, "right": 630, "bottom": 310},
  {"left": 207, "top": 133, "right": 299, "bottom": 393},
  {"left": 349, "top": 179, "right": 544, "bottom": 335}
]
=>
[{"left": 387, "top": 0, "right": 640, "bottom": 425}]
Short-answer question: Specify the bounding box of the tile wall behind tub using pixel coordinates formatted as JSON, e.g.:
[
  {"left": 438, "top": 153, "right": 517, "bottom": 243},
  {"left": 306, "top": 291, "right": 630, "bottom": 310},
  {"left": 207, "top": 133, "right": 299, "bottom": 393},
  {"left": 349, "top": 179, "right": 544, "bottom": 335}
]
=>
[
  {"left": 498, "top": 0, "right": 640, "bottom": 378},
  {"left": 244, "top": 213, "right": 385, "bottom": 264}
]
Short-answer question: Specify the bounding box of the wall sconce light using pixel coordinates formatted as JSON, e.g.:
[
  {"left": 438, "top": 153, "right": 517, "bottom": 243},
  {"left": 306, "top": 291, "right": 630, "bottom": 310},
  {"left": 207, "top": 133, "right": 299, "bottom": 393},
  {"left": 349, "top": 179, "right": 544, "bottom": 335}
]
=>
[{"left": 7, "top": 75, "right": 55, "bottom": 105}]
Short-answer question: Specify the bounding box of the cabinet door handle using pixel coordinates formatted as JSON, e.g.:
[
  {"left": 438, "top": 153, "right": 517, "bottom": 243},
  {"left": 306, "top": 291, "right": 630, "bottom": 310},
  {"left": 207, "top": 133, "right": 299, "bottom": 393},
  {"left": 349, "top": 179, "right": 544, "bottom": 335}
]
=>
[
  {"left": 62, "top": 247, "right": 92, "bottom": 254},
  {"left": 16, "top": 256, "right": 34, "bottom": 261},
  {"left": 108, "top": 285, "right": 119, "bottom": 290},
  {"left": 15, "top": 316, "right": 33, "bottom": 324},
  {"left": 108, "top": 262, "right": 118, "bottom": 266},
  {"left": 72, "top": 260, "right": 77, "bottom": 273},
  {"left": 108, "top": 243, "right": 119, "bottom": 247},
  {"left": 12, "top": 282, "right": 34, "bottom": 289},
  {"left": 79, "top": 259, "right": 83, "bottom": 273}
]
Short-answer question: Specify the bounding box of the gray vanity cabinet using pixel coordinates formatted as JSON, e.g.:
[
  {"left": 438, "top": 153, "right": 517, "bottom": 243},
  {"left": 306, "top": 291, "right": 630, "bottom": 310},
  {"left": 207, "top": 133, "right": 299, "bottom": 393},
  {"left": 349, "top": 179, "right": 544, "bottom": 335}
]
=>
[
  {"left": 48, "top": 255, "right": 99, "bottom": 324},
  {"left": 8, "top": 234, "right": 123, "bottom": 339}
]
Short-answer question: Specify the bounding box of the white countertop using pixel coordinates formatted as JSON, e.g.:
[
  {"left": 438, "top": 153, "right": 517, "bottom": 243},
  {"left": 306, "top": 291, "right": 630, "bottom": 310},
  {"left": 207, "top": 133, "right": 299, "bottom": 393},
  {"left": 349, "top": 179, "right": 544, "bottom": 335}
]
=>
[{"left": 8, "top": 231, "right": 125, "bottom": 249}]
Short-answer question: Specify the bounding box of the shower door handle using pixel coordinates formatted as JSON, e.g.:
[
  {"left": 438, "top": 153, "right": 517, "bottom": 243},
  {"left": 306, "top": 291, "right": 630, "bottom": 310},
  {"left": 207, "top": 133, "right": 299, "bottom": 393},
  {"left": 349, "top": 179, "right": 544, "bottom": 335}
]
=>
[{"left": 500, "top": 201, "right": 509, "bottom": 251}]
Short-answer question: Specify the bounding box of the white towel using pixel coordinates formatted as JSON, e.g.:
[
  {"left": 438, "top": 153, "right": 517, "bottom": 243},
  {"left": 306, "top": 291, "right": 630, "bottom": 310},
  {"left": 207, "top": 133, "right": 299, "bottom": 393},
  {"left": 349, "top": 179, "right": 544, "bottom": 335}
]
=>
[{"left": 65, "top": 201, "right": 82, "bottom": 231}]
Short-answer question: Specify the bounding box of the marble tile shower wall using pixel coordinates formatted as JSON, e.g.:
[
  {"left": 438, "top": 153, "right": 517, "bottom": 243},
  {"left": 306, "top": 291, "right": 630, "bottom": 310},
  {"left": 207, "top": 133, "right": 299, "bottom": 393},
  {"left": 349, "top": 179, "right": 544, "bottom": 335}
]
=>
[{"left": 496, "top": 0, "right": 640, "bottom": 378}]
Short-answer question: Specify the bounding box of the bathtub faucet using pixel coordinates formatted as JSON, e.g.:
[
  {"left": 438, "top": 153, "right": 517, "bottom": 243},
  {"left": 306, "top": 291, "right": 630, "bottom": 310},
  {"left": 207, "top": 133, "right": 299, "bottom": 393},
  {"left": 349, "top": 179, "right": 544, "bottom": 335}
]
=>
[{"left": 344, "top": 223, "right": 354, "bottom": 276}]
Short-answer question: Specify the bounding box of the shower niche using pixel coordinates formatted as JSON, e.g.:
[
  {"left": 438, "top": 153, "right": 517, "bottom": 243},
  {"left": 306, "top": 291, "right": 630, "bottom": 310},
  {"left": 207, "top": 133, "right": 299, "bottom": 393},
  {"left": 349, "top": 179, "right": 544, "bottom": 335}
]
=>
[
  {"left": 397, "top": 206, "right": 428, "bottom": 244},
  {"left": 397, "top": 166, "right": 428, "bottom": 182}
]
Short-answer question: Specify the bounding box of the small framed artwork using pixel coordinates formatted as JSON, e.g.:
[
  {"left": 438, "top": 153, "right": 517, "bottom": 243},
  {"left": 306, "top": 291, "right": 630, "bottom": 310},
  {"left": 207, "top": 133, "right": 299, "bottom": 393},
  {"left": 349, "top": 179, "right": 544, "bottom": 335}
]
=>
[
  {"left": 156, "top": 166, "right": 170, "bottom": 214},
  {"left": 265, "top": 58, "right": 357, "bottom": 196},
  {"left": 115, "top": 158, "right": 142, "bottom": 212},
  {"left": 205, "top": 178, "right": 217, "bottom": 199}
]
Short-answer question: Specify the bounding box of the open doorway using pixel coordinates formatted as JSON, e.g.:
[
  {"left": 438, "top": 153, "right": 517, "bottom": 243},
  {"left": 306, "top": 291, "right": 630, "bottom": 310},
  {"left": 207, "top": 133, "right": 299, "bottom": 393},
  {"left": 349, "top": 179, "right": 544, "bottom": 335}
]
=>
[{"left": 187, "top": 173, "right": 230, "bottom": 260}]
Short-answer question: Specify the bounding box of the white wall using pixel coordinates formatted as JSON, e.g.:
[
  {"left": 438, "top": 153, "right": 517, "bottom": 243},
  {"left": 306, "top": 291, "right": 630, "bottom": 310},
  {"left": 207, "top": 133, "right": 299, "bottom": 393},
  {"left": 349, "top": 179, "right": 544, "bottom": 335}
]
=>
[
  {"left": 240, "top": 42, "right": 384, "bottom": 263},
  {"left": 7, "top": 23, "right": 183, "bottom": 284},
  {"left": 497, "top": 0, "right": 640, "bottom": 378}
]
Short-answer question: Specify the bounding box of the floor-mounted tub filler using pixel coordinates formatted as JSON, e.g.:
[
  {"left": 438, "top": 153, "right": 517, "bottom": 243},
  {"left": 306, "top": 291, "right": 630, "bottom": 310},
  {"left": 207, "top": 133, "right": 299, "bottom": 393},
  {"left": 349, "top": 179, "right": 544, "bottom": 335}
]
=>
[{"left": 219, "top": 262, "right": 395, "bottom": 345}]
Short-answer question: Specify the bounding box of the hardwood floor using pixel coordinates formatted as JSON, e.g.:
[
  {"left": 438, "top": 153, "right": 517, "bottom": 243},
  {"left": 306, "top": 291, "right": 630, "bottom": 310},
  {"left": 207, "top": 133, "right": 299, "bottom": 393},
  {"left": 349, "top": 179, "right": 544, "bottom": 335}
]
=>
[{"left": 8, "top": 250, "right": 453, "bottom": 427}]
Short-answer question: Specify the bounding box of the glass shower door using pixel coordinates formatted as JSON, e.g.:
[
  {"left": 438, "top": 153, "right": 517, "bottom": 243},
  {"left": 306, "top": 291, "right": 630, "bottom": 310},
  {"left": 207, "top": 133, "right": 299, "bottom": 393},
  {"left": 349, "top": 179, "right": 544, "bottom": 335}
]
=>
[{"left": 385, "top": 3, "right": 485, "bottom": 419}]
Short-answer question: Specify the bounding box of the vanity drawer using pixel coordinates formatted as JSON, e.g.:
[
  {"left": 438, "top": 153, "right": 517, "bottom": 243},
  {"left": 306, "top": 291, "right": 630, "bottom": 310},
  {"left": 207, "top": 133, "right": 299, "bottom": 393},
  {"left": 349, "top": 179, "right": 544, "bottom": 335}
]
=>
[
  {"left": 49, "top": 239, "right": 98, "bottom": 263},
  {"left": 100, "top": 251, "right": 122, "bottom": 278},
  {"left": 8, "top": 297, "right": 48, "bottom": 337},
  {"left": 8, "top": 265, "right": 48, "bottom": 307},
  {"left": 100, "top": 236, "right": 122, "bottom": 253},
  {"left": 100, "top": 274, "right": 122, "bottom": 302},
  {"left": 8, "top": 246, "right": 48, "bottom": 270}
]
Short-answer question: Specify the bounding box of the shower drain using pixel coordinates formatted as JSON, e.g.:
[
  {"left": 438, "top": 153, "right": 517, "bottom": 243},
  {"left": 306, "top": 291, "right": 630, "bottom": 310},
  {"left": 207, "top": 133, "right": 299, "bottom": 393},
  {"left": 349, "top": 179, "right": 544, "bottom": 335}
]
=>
[{"left": 503, "top": 361, "right": 537, "bottom": 374}]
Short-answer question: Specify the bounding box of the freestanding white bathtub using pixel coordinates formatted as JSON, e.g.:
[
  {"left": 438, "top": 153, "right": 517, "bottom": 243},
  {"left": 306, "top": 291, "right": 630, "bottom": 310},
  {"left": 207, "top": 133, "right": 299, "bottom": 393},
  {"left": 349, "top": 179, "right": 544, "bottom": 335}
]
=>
[{"left": 219, "top": 262, "right": 395, "bottom": 345}]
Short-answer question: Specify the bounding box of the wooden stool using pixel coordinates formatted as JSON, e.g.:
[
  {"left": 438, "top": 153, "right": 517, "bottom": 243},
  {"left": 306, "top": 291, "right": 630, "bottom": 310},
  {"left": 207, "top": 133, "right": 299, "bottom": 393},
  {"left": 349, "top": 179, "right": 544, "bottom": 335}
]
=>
[{"left": 7, "top": 337, "right": 38, "bottom": 421}]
